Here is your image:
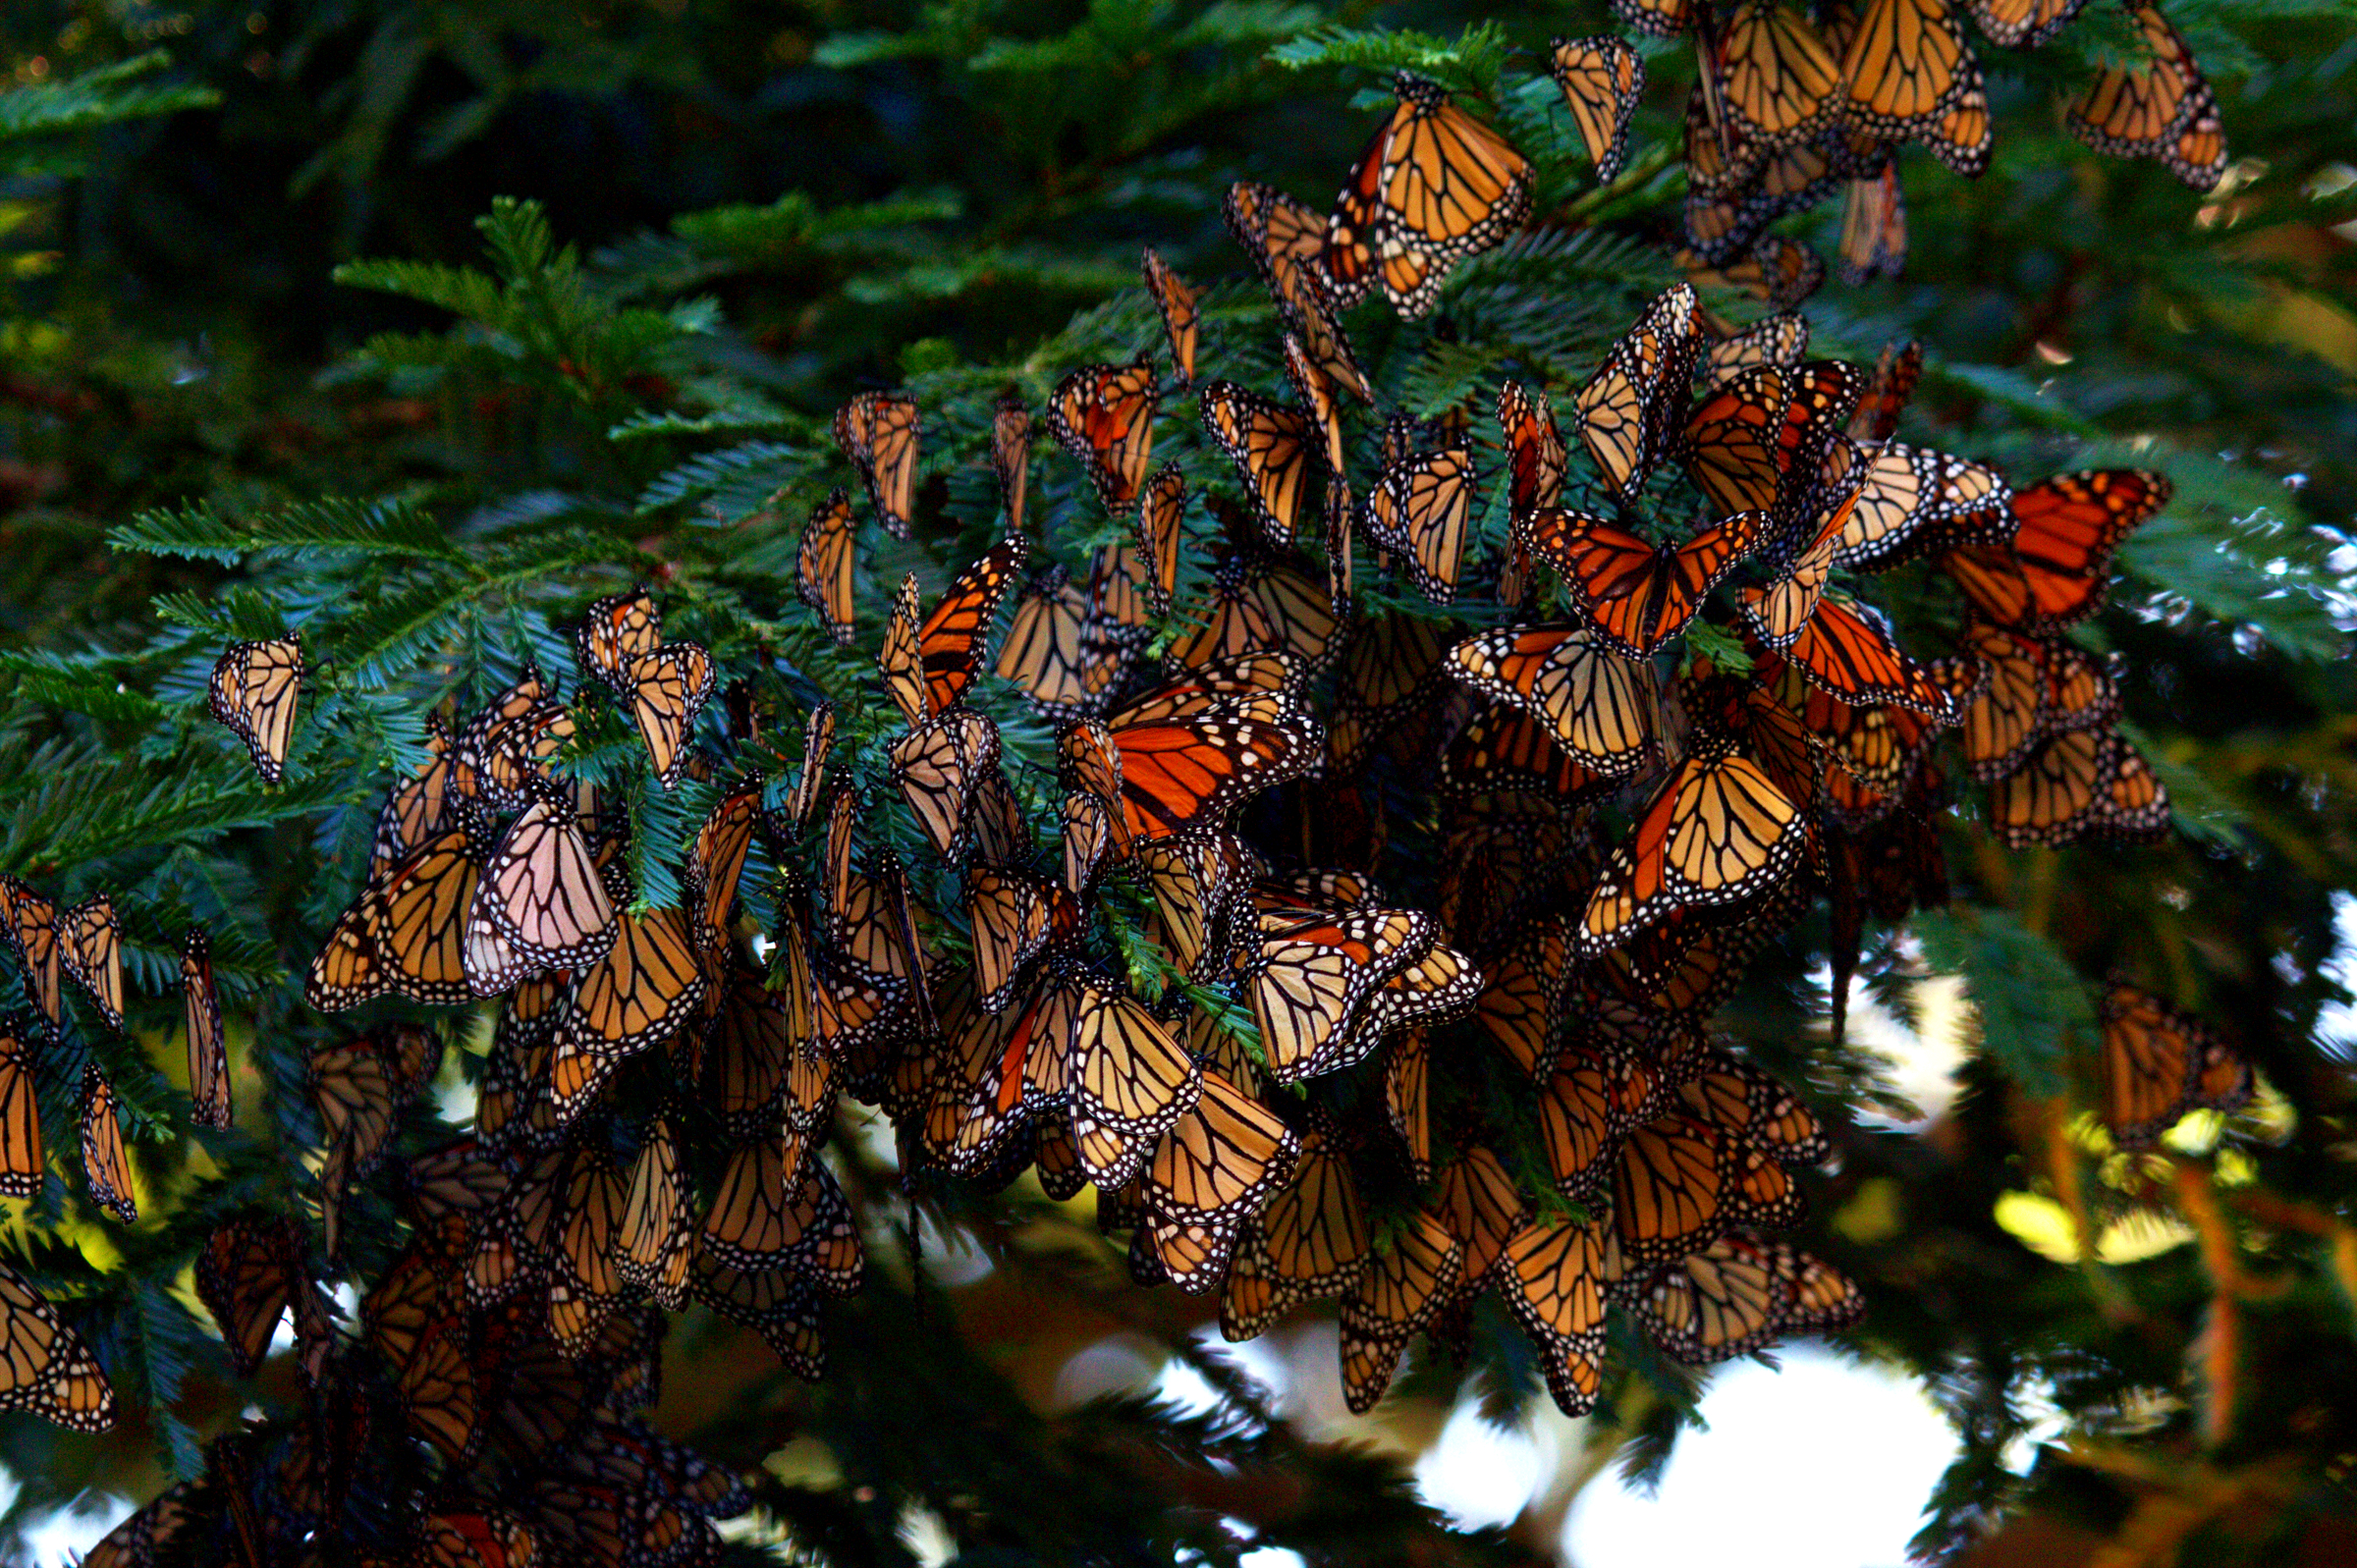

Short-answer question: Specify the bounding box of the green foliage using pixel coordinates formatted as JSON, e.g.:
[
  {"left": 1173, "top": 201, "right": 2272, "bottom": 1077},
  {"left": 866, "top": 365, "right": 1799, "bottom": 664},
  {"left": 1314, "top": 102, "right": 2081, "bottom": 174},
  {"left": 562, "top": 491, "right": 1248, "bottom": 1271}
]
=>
[
  {"left": 1915, "top": 908, "right": 2092, "bottom": 1098},
  {"left": 0, "top": 0, "right": 2351, "bottom": 1561}
]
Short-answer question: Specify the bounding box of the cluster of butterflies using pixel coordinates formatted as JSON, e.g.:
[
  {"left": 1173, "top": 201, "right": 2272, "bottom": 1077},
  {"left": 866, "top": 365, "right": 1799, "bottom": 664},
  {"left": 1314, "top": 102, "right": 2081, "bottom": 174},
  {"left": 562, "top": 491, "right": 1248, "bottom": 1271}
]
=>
[
  {"left": 67, "top": 59, "right": 2262, "bottom": 1563},
  {"left": 93, "top": 1191, "right": 747, "bottom": 1568},
  {"left": 1563, "top": 0, "right": 2234, "bottom": 289}
]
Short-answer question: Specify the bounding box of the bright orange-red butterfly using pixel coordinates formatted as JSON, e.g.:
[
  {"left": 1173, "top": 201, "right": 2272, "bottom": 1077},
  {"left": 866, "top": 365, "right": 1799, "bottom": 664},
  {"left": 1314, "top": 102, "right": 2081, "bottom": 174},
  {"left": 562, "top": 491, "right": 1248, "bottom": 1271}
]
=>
[
  {"left": 1526, "top": 507, "right": 1767, "bottom": 659},
  {"left": 1102, "top": 666, "right": 1317, "bottom": 843},
  {"left": 1049, "top": 362, "right": 1160, "bottom": 514}
]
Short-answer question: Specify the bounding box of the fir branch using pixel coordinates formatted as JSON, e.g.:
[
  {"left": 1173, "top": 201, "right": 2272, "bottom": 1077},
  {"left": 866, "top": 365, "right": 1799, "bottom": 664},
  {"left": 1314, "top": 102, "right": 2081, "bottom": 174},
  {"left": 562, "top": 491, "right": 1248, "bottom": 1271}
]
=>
[
  {"left": 1916, "top": 907, "right": 2091, "bottom": 1096},
  {"left": 0, "top": 52, "right": 219, "bottom": 147}
]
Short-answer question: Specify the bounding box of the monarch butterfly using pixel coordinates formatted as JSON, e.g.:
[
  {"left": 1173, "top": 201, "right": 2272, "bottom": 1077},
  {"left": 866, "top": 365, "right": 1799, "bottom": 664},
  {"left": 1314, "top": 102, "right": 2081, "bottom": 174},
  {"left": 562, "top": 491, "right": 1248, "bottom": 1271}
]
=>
[
  {"left": 1495, "top": 380, "right": 1568, "bottom": 534},
  {"left": 1132, "top": 834, "right": 1252, "bottom": 980},
  {"left": 1576, "top": 285, "right": 1707, "bottom": 501},
  {"left": 0, "top": 1257, "right": 115, "bottom": 1430},
  {"left": 892, "top": 711, "right": 1000, "bottom": 860},
  {"left": 1579, "top": 741, "right": 1808, "bottom": 956},
  {"left": 1288, "top": 336, "right": 1354, "bottom": 483},
  {"left": 1964, "top": 0, "right": 2090, "bottom": 46},
  {"left": 1060, "top": 716, "right": 1129, "bottom": 849},
  {"left": 1336, "top": 1208, "right": 1463, "bottom": 1412},
  {"left": 465, "top": 788, "right": 616, "bottom": 996},
  {"left": 925, "top": 968, "right": 1075, "bottom": 1174},
  {"left": 1676, "top": 1047, "right": 1832, "bottom": 1165},
  {"left": 2065, "top": 0, "right": 2227, "bottom": 190},
  {"left": 875, "top": 572, "right": 930, "bottom": 730},
  {"left": 1139, "top": 1071, "right": 1300, "bottom": 1295},
  {"left": 1550, "top": 36, "right": 1646, "bottom": 181},
  {"left": 1612, "top": 1111, "right": 1746, "bottom": 1270},
  {"left": 1613, "top": 0, "right": 1695, "bottom": 36},
  {"left": 1101, "top": 675, "right": 1317, "bottom": 845},
  {"left": 1049, "top": 361, "right": 1161, "bottom": 514},
  {"left": 1445, "top": 625, "right": 1660, "bottom": 777},
  {"left": 1068, "top": 985, "right": 1205, "bottom": 1190},
  {"left": 82, "top": 1487, "right": 213, "bottom": 1565},
  {"left": 1499, "top": 1211, "right": 1617, "bottom": 1416},
  {"left": 1683, "top": 233, "right": 1828, "bottom": 309},
  {"left": 1199, "top": 381, "right": 1318, "bottom": 550},
  {"left": 702, "top": 961, "right": 798, "bottom": 1138},
  {"left": 1635, "top": 1229, "right": 1861, "bottom": 1364},
  {"left": 993, "top": 568, "right": 1124, "bottom": 719},
  {"left": 1847, "top": 339, "right": 1922, "bottom": 442},
  {"left": 687, "top": 774, "right": 762, "bottom": 958},
  {"left": 1380, "top": 1028, "right": 1433, "bottom": 1180},
  {"left": 1322, "top": 479, "right": 1356, "bottom": 611},
  {"left": 1775, "top": 594, "right": 1954, "bottom": 716},
  {"left": 776, "top": 702, "right": 837, "bottom": 834},
  {"left": 1737, "top": 454, "right": 1876, "bottom": 647},
  {"left": 696, "top": 1137, "right": 827, "bottom": 1274},
  {"left": 965, "top": 867, "right": 1054, "bottom": 1016},
  {"left": 1532, "top": 508, "right": 1769, "bottom": 660},
  {"left": 1140, "top": 246, "right": 1200, "bottom": 385},
  {"left": 1431, "top": 1146, "right": 1526, "bottom": 1303},
  {"left": 573, "top": 590, "right": 661, "bottom": 699},
  {"left": 1834, "top": 443, "right": 2010, "bottom": 571},
  {"left": 1339, "top": 941, "right": 1482, "bottom": 1071},
  {"left": 1705, "top": 3, "right": 1843, "bottom": 146},
  {"left": 1684, "top": 360, "right": 1865, "bottom": 528},
  {"left": 1978, "top": 468, "right": 2171, "bottom": 630},
  {"left": 1946, "top": 622, "right": 2053, "bottom": 780},
  {"left": 1220, "top": 1231, "right": 1302, "bottom": 1342},
  {"left": 797, "top": 491, "right": 859, "bottom": 646},
  {"left": 1166, "top": 528, "right": 1343, "bottom": 675},
  {"left": 1773, "top": 657, "right": 1944, "bottom": 796},
  {"left": 182, "top": 929, "right": 230, "bottom": 1131},
  {"left": 0, "top": 1021, "right": 39, "bottom": 1199},
  {"left": 1988, "top": 726, "right": 2112, "bottom": 847},
  {"left": 207, "top": 635, "right": 305, "bottom": 784},
  {"left": 1704, "top": 314, "right": 1810, "bottom": 387},
  {"left": 2099, "top": 981, "right": 2251, "bottom": 1147},
  {"left": 1247, "top": 1121, "right": 1370, "bottom": 1312},
  {"left": 1837, "top": 163, "right": 1908, "bottom": 284},
  {"left": 549, "top": 1151, "right": 630, "bottom": 1351},
  {"left": 622, "top": 642, "right": 716, "bottom": 791},
  {"left": 1598, "top": 878, "right": 1807, "bottom": 1020},
  {"left": 1362, "top": 445, "right": 1475, "bottom": 605},
  {"left": 2044, "top": 642, "right": 2122, "bottom": 733},
  {"left": 0, "top": 878, "right": 60, "bottom": 1025},
  {"left": 1540, "top": 1040, "right": 1666, "bottom": 1197},
  {"left": 399, "top": 1135, "right": 504, "bottom": 1258},
  {"left": 1248, "top": 908, "right": 1438, "bottom": 1084},
  {"left": 990, "top": 396, "right": 1033, "bottom": 536},
  {"left": 690, "top": 1249, "right": 828, "bottom": 1378},
  {"left": 80, "top": 1067, "right": 136, "bottom": 1223},
  {"left": 1836, "top": 0, "right": 1987, "bottom": 153},
  {"left": 309, "top": 1036, "right": 414, "bottom": 1252},
  {"left": 369, "top": 717, "right": 465, "bottom": 882},
  {"left": 2093, "top": 732, "right": 2171, "bottom": 842},
  {"left": 1327, "top": 615, "right": 1452, "bottom": 775},
  {"left": 1467, "top": 914, "right": 1574, "bottom": 1078},
  {"left": 832, "top": 390, "right": 921, "bottom": 539},
  {"left": 920, "top": 539, "right": 1027, "bottom": 717},
  {"left": 196, "top": 1218, "right": 298, "bottom": 1379},
  {"left": 563, "top": 906, "right": 711, "bottom": 1059},
  {"left": 58, "top": 894, "right": 124, "bottom": 1035},
  {"left": 1223, "top": 183, "right": 1376, "bottom": 406},
  {"left": 1320, "top": 75, "right": 1534, "bottom": 319},
  {"left": 450, "top": 667, "right": 573, "bottom": 812}
]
